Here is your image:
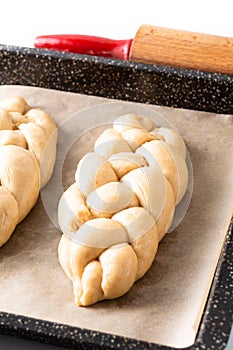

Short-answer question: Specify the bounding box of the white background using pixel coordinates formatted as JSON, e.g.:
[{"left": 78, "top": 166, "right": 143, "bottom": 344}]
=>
[
  {"left": 0, "top": 1, "right": 232, "bottom": 349},
  {"left": 1, "top": 0, "right": 233, "bottom": 48}
]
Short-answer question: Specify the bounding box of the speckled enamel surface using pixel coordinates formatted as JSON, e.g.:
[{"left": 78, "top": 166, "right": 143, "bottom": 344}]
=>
[
  {"left": 0, "top": 45, "right": 233, "bottom": 114},
  {"left": 0, "top": 45, "right": 232, "bottom": 349}
]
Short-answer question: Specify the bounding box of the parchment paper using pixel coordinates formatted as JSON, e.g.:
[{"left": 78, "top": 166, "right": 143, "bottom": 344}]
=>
[{"left": 0, "top": 85, "right": 232, "bottom": 348}]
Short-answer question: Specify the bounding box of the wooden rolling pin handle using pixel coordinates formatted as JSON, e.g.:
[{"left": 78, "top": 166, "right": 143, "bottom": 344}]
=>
[{"left": 129, "top": 25, "right": 233, "bottom": 75}]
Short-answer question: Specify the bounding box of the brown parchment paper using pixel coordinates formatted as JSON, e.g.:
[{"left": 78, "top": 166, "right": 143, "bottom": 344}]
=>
[{"left": 0, "top": 85, "right": 232, "bottom": 348}]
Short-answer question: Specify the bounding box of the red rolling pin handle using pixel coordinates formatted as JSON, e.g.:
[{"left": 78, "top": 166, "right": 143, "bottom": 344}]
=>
[{"left": 34, "top": 34, "right": 132, "bottom": 60}]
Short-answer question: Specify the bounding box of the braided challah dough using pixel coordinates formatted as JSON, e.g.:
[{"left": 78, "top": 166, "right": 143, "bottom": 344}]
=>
[
  {"left": 58, "top": 114, "right": 188, "bottom": 306},
  {"left": 0, "top": 96, "right": 57, "bottom": 247}
]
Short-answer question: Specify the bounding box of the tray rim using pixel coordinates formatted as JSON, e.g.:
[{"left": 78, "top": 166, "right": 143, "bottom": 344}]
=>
[{"left": 0, "top": 44, "right": 233, "bottom": 115}]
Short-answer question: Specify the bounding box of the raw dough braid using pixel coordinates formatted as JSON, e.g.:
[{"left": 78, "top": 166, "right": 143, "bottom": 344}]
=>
[
  {"left": 0, "top": 96, "right": 57, "bottom": 247},
  {"left": 58, "top": 114, "right": 188, "bottom": 306}
]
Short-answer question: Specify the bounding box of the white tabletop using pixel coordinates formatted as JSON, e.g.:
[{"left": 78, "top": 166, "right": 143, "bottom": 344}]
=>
[{"left": 0, "top": 1, "right": 232, "bottom": 349}]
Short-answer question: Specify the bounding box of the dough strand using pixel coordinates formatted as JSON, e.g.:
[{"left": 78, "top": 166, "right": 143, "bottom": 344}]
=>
[
  {"left": 58, "top": 114, "right": 188, "bottom": 306},
  {"left": 0, "top": 96, "right": 57, "bottom": 247}
]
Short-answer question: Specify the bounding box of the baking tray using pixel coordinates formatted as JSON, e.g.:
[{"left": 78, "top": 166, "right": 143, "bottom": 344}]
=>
[{"left": 0, "top": 44, "right": 232, "bottom": 350}]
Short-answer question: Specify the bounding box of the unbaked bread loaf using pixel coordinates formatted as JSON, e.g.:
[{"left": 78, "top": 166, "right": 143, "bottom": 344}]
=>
[
  {"left": 0, "top": 96, "right": 57, "bottom": 247},
  {"left": 58, "top": 114, "right": 188, "bottom": 306}
]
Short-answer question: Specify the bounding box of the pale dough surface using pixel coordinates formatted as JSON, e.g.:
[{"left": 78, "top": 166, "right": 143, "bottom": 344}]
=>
[
  {"left": 58, "top": 112, "right": 183, "bottom": 306},
  {"left": 0, "top": 96, "right": 57, "bottom": 247}
]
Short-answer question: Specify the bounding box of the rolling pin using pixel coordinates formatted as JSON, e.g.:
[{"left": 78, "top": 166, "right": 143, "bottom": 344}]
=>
[{"left": 34, "top": 24, "right": 233, "bottom": 75}]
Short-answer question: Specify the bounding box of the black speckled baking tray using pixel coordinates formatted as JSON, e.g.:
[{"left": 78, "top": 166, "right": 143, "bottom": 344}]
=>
[
  {"left": 0, "top": 44, "right": 233, "bottom": 114},
  {"left": 0, "top": 44, "right": 232, "bottom": 350}
]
